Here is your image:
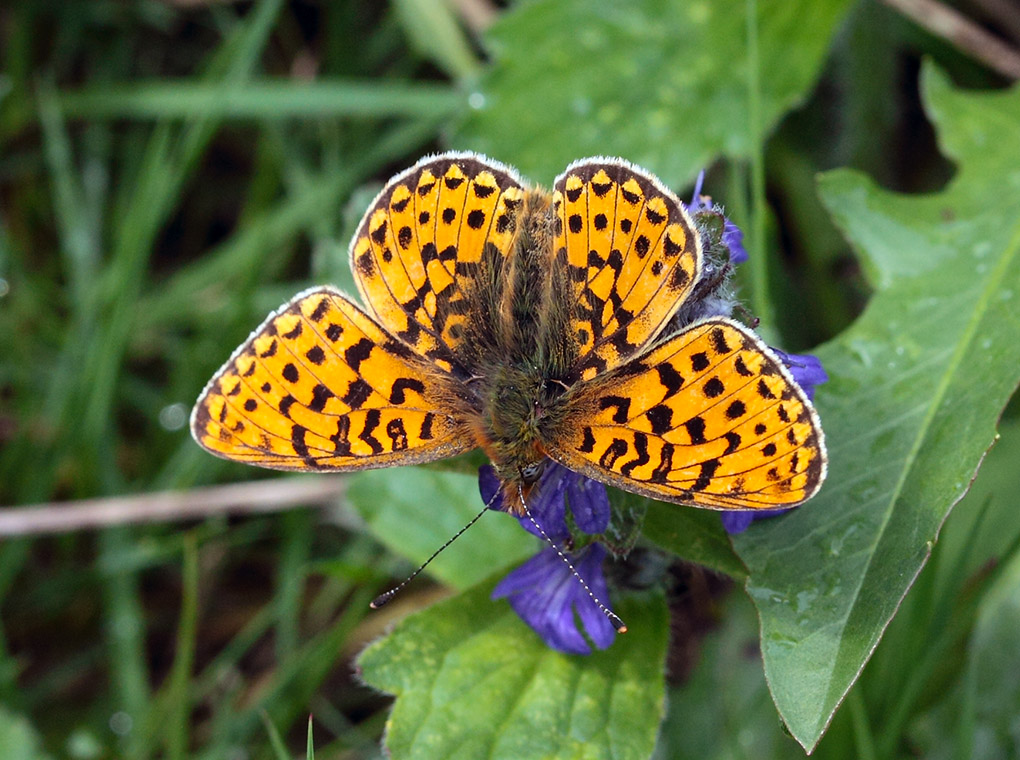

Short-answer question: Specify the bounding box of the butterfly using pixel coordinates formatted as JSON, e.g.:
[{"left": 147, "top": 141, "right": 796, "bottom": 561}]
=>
[{"left": 191, "top": 153, "right": 826, "bottom": 516}]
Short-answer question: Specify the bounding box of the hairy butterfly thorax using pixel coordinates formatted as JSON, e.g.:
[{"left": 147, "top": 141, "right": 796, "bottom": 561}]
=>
[{"left": 462, "top": 187, "right": 581, "bottom": 509}]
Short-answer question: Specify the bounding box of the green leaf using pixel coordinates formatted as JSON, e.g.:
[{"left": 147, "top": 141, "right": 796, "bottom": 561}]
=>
[
  {"left": 358, "top": 580, "right": 669, "bottom": 760},
  {"left": 642, "top": 502, "right": 747, "bottom": 581},
  {"left": 733, "top": 64, "right": 1020, "bottom": 750},
  {"left": 454, "top": 0, "right": 854, "bottom": 186},
  {"left": 347, "top": 468, "right": 536, "bottom": 590}
]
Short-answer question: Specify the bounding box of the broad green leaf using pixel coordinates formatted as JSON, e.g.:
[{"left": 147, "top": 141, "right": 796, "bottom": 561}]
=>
[
  {"left": 359, "top": 581, "right": 668, "bottom": 760},
  {"left": 642, "top": 502, "right": 747, "bottom": 581},
  {"left": 454, "top": 0, "right": 854, "bottom": 186},
  {"left": 347, "top": 468, "right": 536, "bottom": 590},
  {"left": 733, "top": 64, "right": 1020, "bottom": 750}
]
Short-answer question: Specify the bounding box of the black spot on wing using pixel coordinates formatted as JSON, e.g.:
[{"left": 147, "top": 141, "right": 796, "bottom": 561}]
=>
[
  {"left": 344, "top": 339, "right": 374, "bottom": 373},
  {"left": 306, "top": 345, "right": 326, "bottom": 365},
  {"left": 420, "top": 413, "right": 435, "bottom": 440},
  {"left": 341, "top": 379, "right": 372, "bottom": 408},
  {"left": 579, "top": 427, "right": 596, "bottom": 453},
  {"left": 309, "top": 384, "right": 334, "bottom": 413},
  {"left": 646, "top": 404, "right": 673, "bottom": 435},
  {"left": 620, "top": 433, "right": 650, "bottom": 476},
  {"left": 655, "top": 363, "right": 685, "bottom": 399},
  {"left": 598, "top": 395, "right": 631, "bottom": 424},
  {"left": 685, "top": 416, "right": 706, "bottom": 445},
  {"left": 726, "top": 400, "right": 747, "bottom": 419},
  {"left": 386, "top": 418, "right": 408, "bottom": 451},
  {"left": 467, "top": 209, "right": 486, "bottom": 229},
  {"left": 599, "top": 439, "right": 629, "bottom": 469},
  {"left": 692, "top": 459, "right": 719, "bottom": 491},
  {"left": 359, "top": 409, "right": 383, "bottom": 454},
  {"left": 711, "top": 328, "right": 731, "bottom": 354},
  {"left": 389, "top": 377, "right": 425, "bottom": 404},
  {"left": 703, "top": 377, "right": 724, "bottom": 398},
  {"left": 310, "top": 298, "right": 330, "bottom": 322}
]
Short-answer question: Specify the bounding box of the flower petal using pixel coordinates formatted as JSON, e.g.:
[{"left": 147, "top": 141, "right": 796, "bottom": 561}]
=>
[
  {"left": 772, "top": 349, "right": 829, "bottom": 401},
  {"left": 478, "top": 465, "right": 504, "bottom": 511},
  {"left": 515, "top": 464, "right": 568, "bottom": 539},
  {"left": 492, "top": 544, "right": 616, "bottom": 655},
  {"left": 722, "top": 217, "right": 749, "bottom": 265},
  {"left": 564, "top": 472, "right": 611, "bottom": 534},
  {"left": 720, "top": 508, "right": 793, "bottom": 534},
  {"left": 571, "top": 545, "right": 617, "bottom": 649}
]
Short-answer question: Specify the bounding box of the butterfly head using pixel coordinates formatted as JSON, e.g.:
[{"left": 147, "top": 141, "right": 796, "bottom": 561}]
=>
[{"left": 484, "top": 448, "right": 549, "bottom": 516}]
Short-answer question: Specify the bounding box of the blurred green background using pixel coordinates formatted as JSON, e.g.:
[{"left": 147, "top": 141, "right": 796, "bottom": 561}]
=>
[{"left": 1, "top": 0, "right": 1019, "bottom": 758}]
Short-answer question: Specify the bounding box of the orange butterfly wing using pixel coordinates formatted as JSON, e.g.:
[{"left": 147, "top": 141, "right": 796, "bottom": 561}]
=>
[
  {"left": 191, "top": 287, "right": 470, "bottom": 471},
  {"left": 551, "top": 158, "right": 702, "bottom": 382},
  {"left": 547, "top": 318, "right": 826, "bottom": 509},
  {"left": 348, "top": 153, "right": 526, "bottom": 368}
]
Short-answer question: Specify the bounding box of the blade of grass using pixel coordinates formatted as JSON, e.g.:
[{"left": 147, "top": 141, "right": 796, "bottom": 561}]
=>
[
  {"left": 200, "top": 587, "right": 374, "bottom": 755},
  {"left": 847, "top": 687, "right": 877, "bottom": 760},
  {"left": 260, "top": 710, "right": 292, "bottom": 760},
  {"left": 393, "top": 0, "right": 481, "bottom": 79},
  {"left": 745, "top": 0, "right": 773, "bottom": 334},
  {"left": 99, "top": 527, "right": 151, "bottom": 760},
  {"left": 82, "top": 0, "right": 285, "bottom": 447},
  {"left": 52, "top": 80, "right": 463, "bottom": 122},
  {"left": 89, "top": 5, "right": 285, "bottom": 757},
  {"left": 276, "top": 511, "right": 311, "bottom": 662},
  {"left": 166, "top": 534, "right": 199, "bottom": 760}
]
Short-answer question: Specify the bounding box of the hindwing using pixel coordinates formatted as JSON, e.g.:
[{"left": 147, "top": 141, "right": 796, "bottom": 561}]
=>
[
  {"left": 191, "top": 287, "right": 469, "bottom": 471},
  {"left": 546, "top": 319, "right": 827, "bottom": 509}
]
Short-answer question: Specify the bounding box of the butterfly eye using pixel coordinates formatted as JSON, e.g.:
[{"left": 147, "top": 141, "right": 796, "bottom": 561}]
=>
[{"left": 520, "top": 461, "right": 545, "bottom": 485}]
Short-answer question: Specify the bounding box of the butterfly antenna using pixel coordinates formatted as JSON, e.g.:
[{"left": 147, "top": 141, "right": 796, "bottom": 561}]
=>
[
  {"left": 370, "top": 490, "right": 499, "bottom": 609},
  {"left": 517, "top": 484, "right": 627, "bottom": 634}
]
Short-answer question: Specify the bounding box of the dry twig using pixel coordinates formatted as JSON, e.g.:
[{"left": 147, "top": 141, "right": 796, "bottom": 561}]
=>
[
  {"left": 881, "top": 0, "right": 1020, "bottom": 79},
  {"left": 0, "top": 476, "right": 347, "bottom": 537}
]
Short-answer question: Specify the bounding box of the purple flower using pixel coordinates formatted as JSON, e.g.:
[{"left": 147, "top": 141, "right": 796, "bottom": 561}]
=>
[
  {"left": 720, "top": 508, "right": 791, "bottom": 534},
  {"left": 771, "top": 349, "right": 828, "bottom": 401},
  {"left": 689, "top": 171, "right": 748, "bottom": 265},
  {"left": 493, "top": 543, "right": 617, "bottom": 655},
  {"left": 481, "top": 463, "right": 617, "bottom": 655}
]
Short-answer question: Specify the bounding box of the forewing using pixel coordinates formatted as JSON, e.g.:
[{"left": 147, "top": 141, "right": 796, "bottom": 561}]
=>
[
  {"left": 349, "top": 152, "right": 526, "bottom": 365},
  {"left": 547, "top": 319, "right": 827, "bottom": 509},
  {"left": 552, "top": 158, "right": 701, "bottom": 381},
  {"left": 191, "top": 287, "right": 469, "bottom": 471}
]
